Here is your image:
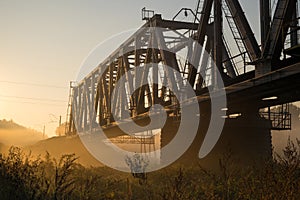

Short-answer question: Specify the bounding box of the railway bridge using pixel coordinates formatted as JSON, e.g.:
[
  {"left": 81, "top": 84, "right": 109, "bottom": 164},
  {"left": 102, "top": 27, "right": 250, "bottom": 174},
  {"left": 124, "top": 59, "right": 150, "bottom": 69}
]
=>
[{"left": 66, "top": 0, "right": 300, "bottom": 168}]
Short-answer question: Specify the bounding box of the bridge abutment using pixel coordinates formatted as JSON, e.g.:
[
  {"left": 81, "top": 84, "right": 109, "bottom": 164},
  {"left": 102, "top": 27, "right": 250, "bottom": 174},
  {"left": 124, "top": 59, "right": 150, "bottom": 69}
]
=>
[
  {"left": 161, "top": 106, "right": 272, "bottom": 170},
  {"left": 199, "top": 113, "right": 272, "bottom": 170}
]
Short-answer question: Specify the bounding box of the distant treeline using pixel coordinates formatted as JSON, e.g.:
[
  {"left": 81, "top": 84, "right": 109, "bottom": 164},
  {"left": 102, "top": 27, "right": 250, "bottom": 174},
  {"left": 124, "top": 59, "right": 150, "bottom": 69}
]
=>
[{"left": 0, "top": 119, "right": 25, "bottom": 130}]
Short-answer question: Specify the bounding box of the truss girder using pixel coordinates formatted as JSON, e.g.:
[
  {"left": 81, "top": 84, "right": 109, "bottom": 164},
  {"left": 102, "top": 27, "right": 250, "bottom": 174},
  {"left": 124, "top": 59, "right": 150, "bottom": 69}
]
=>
[
  {"left": 71, "top": 16, "right": 213, "bottom": 130},
  {"left": 262, "top": 0, "right": 297, "bottom": 61}
]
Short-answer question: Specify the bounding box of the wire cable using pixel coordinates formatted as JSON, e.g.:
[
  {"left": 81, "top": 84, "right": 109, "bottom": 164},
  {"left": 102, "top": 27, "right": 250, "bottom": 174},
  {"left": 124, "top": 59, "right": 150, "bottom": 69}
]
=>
[
  {"left": 0, "top": 99, "right": 66, "bottom": 107},
  {"left": 0, "top": 80, "right": 68, "bottom": 89},
  {"left": 0, "top": 94, "right": 67, "bottom": 103}
]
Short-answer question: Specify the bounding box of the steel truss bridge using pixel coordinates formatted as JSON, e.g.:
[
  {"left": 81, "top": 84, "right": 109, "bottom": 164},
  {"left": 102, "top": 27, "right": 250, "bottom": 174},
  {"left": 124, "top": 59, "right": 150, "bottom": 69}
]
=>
[{"left": 65, "top": 0, "right": 300, "bottom": 164}]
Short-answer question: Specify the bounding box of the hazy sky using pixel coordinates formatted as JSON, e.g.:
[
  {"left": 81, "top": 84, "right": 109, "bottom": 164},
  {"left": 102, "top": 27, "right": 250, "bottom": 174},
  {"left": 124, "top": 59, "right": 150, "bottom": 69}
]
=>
[{"left": 0, "top": 0, "right": 261, "bottom": 137}]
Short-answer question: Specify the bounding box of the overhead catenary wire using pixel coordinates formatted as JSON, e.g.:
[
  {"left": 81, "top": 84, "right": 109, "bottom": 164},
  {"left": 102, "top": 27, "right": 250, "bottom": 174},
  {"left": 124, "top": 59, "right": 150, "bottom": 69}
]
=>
[
  {"left": 0, "top": 80, "right": 68, "bottom": 89},
  {"left": 0, "top": 94, "right": 67, "bottom": 103},
  {"left": 0, "top": 99, "right": 66, "bottom": 107},
  {"left": 0, "top": 81, "right": 68, "bottom": 107}
]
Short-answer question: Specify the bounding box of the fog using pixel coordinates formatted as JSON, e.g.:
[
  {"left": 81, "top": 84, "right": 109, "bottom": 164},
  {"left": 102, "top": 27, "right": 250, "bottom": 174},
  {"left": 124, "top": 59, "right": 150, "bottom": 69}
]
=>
[
  {"left": 0, "top": 129, "right": 45, "bottom": 147},
  {"left": 272, "top": 104, "right": 300, "bottom": 156},
  {"left": 1, "top": 104, "right": 299, "bottom": 167}
]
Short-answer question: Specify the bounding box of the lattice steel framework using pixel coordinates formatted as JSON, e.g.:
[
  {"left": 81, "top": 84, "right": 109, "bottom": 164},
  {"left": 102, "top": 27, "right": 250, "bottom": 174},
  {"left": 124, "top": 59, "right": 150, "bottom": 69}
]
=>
[{"left": 66, "top": 0, "right": 300, "bottom": 135}]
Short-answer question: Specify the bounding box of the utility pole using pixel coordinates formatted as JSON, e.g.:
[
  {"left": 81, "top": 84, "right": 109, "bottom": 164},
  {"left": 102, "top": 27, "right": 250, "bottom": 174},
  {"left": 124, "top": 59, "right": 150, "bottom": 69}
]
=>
[{"left": 43, "top": 125, "right": 45, "bottom": 139}]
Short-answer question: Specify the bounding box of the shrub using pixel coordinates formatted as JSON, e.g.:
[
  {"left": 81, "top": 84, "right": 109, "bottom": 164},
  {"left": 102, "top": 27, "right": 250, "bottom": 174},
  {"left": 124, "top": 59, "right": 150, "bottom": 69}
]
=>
[{"left": 0, "top": 140, "right": 299, "bottom": 199}]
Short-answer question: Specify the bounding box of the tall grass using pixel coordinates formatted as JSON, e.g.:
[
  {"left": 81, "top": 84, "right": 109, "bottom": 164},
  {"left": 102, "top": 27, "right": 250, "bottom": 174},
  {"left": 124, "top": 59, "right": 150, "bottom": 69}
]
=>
[{"left": 0, "top": 140, "right": 299, "bottom": 200}]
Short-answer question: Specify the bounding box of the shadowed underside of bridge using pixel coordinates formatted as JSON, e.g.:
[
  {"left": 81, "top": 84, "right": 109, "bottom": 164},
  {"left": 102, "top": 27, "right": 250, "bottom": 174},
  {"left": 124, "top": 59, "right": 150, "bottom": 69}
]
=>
[{"left": 66, "top": 0, "right": 300, "bottom": 168}]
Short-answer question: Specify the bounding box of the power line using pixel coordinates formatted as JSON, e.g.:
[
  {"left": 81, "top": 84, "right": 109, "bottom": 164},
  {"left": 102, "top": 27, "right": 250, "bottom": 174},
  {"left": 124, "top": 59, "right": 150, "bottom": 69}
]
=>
[
  {"left": 0, "top": 99, "right": 66, "bottom": 107},
  {"left": 0, "top": 80, "right": 68, "bottom": 89},
  {"left": 0, "top": 95, "right": 67, "bottom": 103}
]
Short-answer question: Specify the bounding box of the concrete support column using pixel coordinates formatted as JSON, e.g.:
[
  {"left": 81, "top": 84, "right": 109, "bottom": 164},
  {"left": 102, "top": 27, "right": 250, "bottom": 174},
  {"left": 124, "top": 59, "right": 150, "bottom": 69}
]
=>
[
  {"left": 161, "top": 104, "right": 272, "bottom": 170},
  {"left": 200, "top": 114, "right": 272, "bottom": 169}
]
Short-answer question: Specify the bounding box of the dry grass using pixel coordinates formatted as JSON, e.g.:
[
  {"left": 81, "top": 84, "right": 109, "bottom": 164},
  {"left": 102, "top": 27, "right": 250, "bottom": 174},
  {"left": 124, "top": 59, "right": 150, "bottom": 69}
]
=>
[{"left": 0, "top": 139, "right": 299, "bottom": 200}]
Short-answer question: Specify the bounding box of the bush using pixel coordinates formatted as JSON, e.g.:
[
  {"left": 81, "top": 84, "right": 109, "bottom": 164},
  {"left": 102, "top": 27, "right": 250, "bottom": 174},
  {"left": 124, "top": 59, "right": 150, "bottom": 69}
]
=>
[{"left": 0, "top": 140, "right": 299, "bottom": 199}]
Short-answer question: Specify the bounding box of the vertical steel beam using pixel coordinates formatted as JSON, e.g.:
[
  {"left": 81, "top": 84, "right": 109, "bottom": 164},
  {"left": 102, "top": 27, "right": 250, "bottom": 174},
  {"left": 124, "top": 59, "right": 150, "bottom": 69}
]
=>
[
  {"left": 101, "top": 75, "right": 109, "bottom": 122},
  {"left": 77, "top": 86, "right": 83, "bottom": 131},
  {"left": 95, "top": 78, "right": 102, "bottom": 125},
  {"left": 260, "top": 0, "right": 271, "bottom": 50},
  {"left": 84, "top": 79, "right": 92, "bottom": 131},
  {"left": 91, "top": 75, "right": 96, "bottom": 129},
  {"left": 111, "top": 60, "right": 122, "bottom": 120},
  {"left": 119, "top": 57, "right": 127, "bottom": 119},
  {"left": 134, "top": 36, "right": 141, "bottom": 116},
  {"left": 122, "top": 53, "right": 135, "bottom": 116},
  {"left": 83, "top": 84, "right": 88, "bottom": 131},
  {"left": 152, "top": 42, "right": 159, "bottom": 105},
  {"left": 291, "top": 3, "right": 298, "bottom": 47},
  {"left": 108, "top": 63, "right": 114, "bottom": 123},
  {"left": 155, "top": 28, "right": 180, "bottom": 94},
  {"left": 214, "top": 0, "right": 223, "bottom": 80},
  {"left": 188, "top": 0, "right": 214, "bottom": 87},
  {"left": 196, "top": 36, "right": 212, "bottom": 90},
  {"left": 71, "top": 88, "right": 78, "bottom": 132},
  {"left": 136, "top": 34, "right": 153, "bottom": 114}
]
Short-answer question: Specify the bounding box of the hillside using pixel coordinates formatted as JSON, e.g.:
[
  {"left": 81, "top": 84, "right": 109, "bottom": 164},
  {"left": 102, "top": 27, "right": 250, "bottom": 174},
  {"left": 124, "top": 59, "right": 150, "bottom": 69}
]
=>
[
  {"left": 0, "top": 119, "right": 45, "bottom": 148},
  {"left": 0, "top": 119, "right": 103, "bottom": 167},
  {"left": 0, "top": 119, "right": 25, "bottom": 129},
  {"left": 24, "top": 136, "right": 103, "bottom": 167}
]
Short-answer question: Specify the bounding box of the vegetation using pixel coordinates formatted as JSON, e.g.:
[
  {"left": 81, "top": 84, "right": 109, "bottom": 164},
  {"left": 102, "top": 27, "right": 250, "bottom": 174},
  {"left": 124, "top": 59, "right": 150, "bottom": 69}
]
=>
[
  {"left": 0, "top": 119, "right": 26, "bottom": 130},
  {"left": 0, "top": 119, "right": 45, "bottom": 146},
  {"left": 0, "top": 140, "right": 299, "bottom": 200}
]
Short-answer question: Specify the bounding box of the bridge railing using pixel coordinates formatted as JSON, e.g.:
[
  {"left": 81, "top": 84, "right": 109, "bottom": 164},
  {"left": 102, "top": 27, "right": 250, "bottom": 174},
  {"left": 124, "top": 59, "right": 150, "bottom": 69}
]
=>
[{"left": 260, "top": 104, "right": 292, "bottom": 130}]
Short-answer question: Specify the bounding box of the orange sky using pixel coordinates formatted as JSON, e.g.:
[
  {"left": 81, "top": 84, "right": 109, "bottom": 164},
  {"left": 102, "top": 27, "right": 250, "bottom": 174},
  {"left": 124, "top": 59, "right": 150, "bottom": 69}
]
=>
[{"left": 0, "top": 0, "right": 283, "bottom": 137}]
